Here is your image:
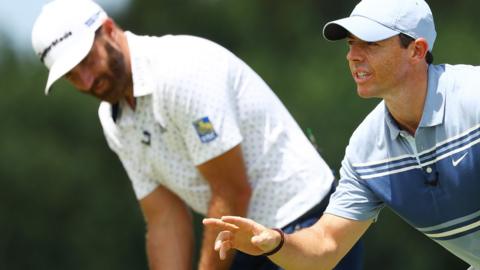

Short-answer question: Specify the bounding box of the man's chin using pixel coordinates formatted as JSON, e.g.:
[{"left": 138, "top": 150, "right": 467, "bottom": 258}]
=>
[{"left": 356, "top": 86, "right": 375, "bottom": 99}]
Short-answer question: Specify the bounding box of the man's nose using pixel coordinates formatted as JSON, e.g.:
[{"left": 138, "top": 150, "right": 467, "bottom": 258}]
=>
[
  {"left": 69, "top": 65, "right": 94, "bottom": 92},
  {"left": 346, "top": 45, "right": 364, "bottom": 62}
]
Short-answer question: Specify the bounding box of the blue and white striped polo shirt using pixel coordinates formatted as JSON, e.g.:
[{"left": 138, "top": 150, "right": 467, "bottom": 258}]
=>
[{"left": 326, "top": 64, "right": 480, "bottom": 268}]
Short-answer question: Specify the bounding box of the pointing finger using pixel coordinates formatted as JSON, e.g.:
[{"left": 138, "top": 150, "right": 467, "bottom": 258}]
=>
[{"left": 203, "top": 218, "right": 239, "bottom": 231}]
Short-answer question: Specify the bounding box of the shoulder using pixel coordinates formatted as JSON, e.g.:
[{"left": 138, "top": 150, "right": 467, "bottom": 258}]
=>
[
  {"left": 439, "top": 64, "right": 480, "bottom": 124},
  {"left": 439, "top": 64, "right": 480, "bottom": 92},
  {"left": 150, "top": 36, "right": 241, "bottom": 97},
  {"left": 349, "top": 101, "right": 385, "bottom": 145},
  {"left": 127, "top": 32, "right": 230, "bottom": 57},
  {"left": 437, "top": 64, "right": 480, "bottom": 104},
  {"left": 345, "top": 101, "right": 388, "bottom": 163},
  {"left": 142, "top": 34, "right": 233, "bottom": 64},
  {"left": 442, "top": 63, "right": 480, "bottom": 75}
]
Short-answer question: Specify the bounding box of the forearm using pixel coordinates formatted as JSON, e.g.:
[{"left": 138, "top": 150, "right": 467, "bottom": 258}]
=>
[
  {"left": 197, "top": 144, "right": 252, "bottom": 270},
  {"left": 269, "top": 227, "right": 340, "bottom": 270},
  {"left": 268, "top": 215, "right": 369, "bottom": 270},
  {"left": 198, "top": 194, "right": 250, "bottom": 270}
]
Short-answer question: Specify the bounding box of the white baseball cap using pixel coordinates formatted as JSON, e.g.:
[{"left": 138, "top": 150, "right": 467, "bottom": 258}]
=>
[
  {"left": 323, "top": 0, "right": 436, "bottom": 51},
  {"left": 32, "top": 0, "right": 107, "bottom": 95}
]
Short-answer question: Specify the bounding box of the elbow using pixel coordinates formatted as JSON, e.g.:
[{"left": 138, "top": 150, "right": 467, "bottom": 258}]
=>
[
  {"left": 303, "top": 249, "right": 340, "bottom": 270},
  {"left": 300, "top": 230, "right": 342, "bottom": 270},
  {"left": 323, "top": 250, "right": 342, "bottom": 270},
  {"left": 316, "top": 240, "right": 342, "bottom": 270}
]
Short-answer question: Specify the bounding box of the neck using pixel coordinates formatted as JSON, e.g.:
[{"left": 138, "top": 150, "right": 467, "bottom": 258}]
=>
[
  {"left": 384, "top": 65, "right": 429, "bottom": 136},
  {"left": 125, "top": 91, "right": 136, "bottom": 110}
]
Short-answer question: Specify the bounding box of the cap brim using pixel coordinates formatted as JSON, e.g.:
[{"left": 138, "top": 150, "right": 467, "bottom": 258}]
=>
[
  {"left": 44, "top": 30, "right": 95, "bottom": 95},
  {"left": 323, "top": 16, "right": 400, "bottom": 42}
]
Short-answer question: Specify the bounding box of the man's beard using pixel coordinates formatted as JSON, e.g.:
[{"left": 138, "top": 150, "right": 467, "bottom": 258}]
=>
[{"left": 95, "top": 42, "right": 130, "bottom": 103}]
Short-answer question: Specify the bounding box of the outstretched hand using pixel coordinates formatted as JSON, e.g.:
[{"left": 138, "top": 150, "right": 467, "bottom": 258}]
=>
[{"left": 203, "top": 216, "right": 282, "bottom": 260}]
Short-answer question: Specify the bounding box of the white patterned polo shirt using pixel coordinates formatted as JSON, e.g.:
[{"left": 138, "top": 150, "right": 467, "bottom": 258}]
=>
[{"left": 98, "top": 32, "right": 334, "bottom": 228}]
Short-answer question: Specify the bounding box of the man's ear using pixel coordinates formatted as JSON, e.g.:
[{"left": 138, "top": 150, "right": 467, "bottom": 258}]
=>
[
  {"left": 101, "top": 18, "right": 116, "bottom": 39},
  {"left": 411, "top": 38, "right": 429, "bottom": 62}
]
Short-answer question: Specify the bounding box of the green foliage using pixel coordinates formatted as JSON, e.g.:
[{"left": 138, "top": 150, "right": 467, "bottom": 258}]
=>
[
  {"left": 1, "top": 0, "right": 475, "bottom": 269},
  {"left": 0, "top": 57, "right": 147, "bottom": 269}
]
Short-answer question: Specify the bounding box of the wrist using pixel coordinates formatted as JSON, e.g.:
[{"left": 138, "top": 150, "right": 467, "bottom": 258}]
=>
[{"left": 262, "top": 228, "right": 285, "bottom": 256}]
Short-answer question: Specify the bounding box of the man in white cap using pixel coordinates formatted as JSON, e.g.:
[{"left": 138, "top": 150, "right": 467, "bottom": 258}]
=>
[
  {"left": 204, "top": 0, "right": 480, "bottom": 269},
  {"left": 31, "top": 0, "right": 364, "bottom": 269}
]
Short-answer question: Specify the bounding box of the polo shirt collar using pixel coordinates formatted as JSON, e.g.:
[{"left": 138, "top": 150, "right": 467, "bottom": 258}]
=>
[
  {"left": 123, "top": 32, "right": 169, "bottom": 128},
  {"left": 106, "top": 32, "right": 152, "bottom": 123},
  {"left": 385, "top": 65, "right": 447, "bottom": 140},
  {"left": 418, "top": 65, "right": 447, "bottom": 129},
  {"left": 385, "top": 104, "right": 401, "bottom": 140},
  {"left": 126, "top": 31, "right": 155, "bottom": 97}
]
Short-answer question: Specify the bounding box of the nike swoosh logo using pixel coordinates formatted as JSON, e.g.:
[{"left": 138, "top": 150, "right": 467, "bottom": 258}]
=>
[{"left": 452, "top": 152, "right": 468, "bottom": 167}]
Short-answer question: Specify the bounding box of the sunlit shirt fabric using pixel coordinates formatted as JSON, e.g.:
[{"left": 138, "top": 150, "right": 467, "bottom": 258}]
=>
[
  {"left": 326, "top": 64, "right": 480, "bottom": 268},
  {"left": 98, "top": 32, "right": 334, "bottom": 228}
]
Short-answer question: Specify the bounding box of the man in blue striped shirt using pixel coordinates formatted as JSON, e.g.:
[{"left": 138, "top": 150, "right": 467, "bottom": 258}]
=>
[{"left": 204, "top": 0, "right": 480, "bottom": 269}]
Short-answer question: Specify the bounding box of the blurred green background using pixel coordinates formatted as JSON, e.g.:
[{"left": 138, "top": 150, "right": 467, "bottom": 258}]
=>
[{"left": 0, "top": 0, "right": 476, "bottom": 269}]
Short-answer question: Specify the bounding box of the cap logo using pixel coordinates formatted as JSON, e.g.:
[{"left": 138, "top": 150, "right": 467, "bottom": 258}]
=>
[
  {"left": 38, "top": 10, "right": 103, "bottom": 64},
  {"left": 84, "top": 10, "right": 102, "bottom": 27},
  {"left": 39, "top": 31, "right": 72, "bottom": 63}
]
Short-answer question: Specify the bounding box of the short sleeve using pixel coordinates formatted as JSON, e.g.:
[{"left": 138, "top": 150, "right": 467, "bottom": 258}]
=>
[{"left": 325, "top": 153, "right": 385, "bottom": 221}]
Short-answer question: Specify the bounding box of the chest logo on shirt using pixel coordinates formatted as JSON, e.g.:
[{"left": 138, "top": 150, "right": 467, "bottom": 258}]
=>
[
  {"left": 452, "top": 152, "right": 468, "bottom": 167},
  {"left": 141, "top": 130, "right": 151, "bottom": 146},
  {"left": 193, "top": 116, "right": 217, "bottom": 143}
]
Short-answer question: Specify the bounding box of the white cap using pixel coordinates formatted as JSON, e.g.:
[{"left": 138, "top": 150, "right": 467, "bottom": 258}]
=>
[
  {"left": 323, "top": 0, "right": 436, "bottom": 51},
  {"left": 32, "top": 0, "right": 107, "bottom": 95}
]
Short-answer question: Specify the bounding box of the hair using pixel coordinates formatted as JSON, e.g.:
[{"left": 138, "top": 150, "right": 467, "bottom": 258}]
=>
[
  {"left": 95, "top": 25, "right": 104, "bottom": 38},
  {"left": 398, "top": 33, "right": 433, "bottom": 64}
]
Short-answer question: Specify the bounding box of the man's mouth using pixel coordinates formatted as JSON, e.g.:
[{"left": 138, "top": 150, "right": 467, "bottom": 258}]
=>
[{"left": 353, "top": 70, "right": 371, "bottom": 83}]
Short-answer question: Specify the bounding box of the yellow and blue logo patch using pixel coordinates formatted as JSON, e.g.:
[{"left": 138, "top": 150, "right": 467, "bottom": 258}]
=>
[{"left": 193, "top": 116, "right": 217, "bottom": 143}]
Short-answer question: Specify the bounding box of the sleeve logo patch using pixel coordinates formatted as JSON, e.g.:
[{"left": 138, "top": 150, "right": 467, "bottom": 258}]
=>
[{"left": 193, "top": 117, "right": 218, "bottom": 143}]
